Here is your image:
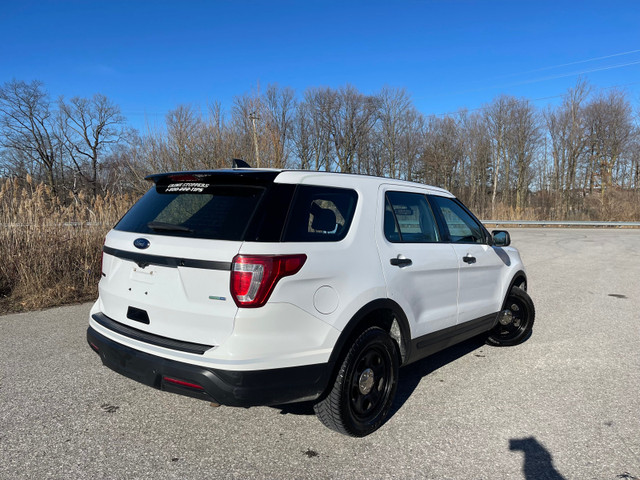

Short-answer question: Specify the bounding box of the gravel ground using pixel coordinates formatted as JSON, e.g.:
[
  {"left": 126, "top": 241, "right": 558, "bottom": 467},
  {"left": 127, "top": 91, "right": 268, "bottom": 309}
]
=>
[{"left": 1, "top": 228, "right": 639, "bottom": 480}]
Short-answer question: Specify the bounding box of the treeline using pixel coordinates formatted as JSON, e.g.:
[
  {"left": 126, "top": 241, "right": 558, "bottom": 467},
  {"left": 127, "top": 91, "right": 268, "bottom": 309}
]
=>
[{"left": 1, "top": 79, "right": 639, "bottom": 221}]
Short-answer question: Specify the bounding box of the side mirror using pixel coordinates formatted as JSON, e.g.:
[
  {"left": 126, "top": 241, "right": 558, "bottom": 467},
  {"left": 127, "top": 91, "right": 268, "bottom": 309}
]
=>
[{"left": 492, "top": 230, "right": 511, "bottom": 247}]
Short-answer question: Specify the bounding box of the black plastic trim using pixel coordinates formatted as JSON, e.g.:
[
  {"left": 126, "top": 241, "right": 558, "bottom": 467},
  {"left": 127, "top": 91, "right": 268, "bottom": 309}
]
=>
[
  {"left": 103, "top": 246, "right": 231, "bottom": 271},
  {"left": 328, "top": 299, "right": 412, "bottom": 368},
  {"left": 406, "top": 313, "right": 498, "bottom": 365},
  {"left": 503, "top": 271, "right": 528, "bottom": 307},
  {"left": 92, "top": 312, "right": 214, "bottom": 355},
  {"left": 87, "top": 326, "right": 330, "bottom": 407}
]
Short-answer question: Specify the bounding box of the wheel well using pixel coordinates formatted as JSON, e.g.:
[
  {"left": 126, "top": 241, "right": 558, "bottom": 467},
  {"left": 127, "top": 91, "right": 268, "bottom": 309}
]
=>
[
  {"left": 512, "top": 272, "right": 527, "bottom": 291},
  {"left": 502, "top": 271, "right": 528, "bottom": 308},
  {"left": 327, "top": 300, "right": 411, "bottom": 373}
]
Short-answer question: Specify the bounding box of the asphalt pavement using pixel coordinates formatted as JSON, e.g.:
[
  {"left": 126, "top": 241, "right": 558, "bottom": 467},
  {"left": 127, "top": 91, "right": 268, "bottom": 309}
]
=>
[{"left": 1, "top": 228, "right": 639, "bottom": 480}]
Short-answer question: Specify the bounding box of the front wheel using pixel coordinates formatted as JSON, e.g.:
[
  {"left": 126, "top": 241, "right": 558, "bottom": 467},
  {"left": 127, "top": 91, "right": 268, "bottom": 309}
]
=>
[
  {"left": 314, "top": 327, "right": 399, "bottom": 437},
  {"left": 486, "top": 287, "right": 535, "bottom": 347}
]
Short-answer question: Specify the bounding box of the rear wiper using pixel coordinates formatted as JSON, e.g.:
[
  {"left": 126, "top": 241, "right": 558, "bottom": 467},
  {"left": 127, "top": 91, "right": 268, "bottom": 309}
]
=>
[{"left": 147, "top": 221, "right": 193, "bottom": 233}]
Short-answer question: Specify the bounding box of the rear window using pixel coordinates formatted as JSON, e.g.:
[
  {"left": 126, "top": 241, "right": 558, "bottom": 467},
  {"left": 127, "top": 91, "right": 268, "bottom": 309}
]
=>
[
  {"left": 115, "top": 184, "right": 264, "bottom": 241},
  {"left": 282, "top": 185, "right": 358, "bottom": 242}
]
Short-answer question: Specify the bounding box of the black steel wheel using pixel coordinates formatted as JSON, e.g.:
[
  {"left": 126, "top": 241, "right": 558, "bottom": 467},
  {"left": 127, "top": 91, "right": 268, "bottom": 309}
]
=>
[
  {"left": 486, "top": 287, "right": 535, "bottom": 347},
  {"left": 314, "top": 327, "right": 399, "bottom": 437}
]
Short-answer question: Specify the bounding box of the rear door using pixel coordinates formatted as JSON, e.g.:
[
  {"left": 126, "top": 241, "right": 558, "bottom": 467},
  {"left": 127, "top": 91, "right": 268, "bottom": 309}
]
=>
[
  {"left": 99, "top": 177, "right": 268, "bottom": 347},
  {"left": 376, "top": 187, "right": 459, "bottom": 337}
]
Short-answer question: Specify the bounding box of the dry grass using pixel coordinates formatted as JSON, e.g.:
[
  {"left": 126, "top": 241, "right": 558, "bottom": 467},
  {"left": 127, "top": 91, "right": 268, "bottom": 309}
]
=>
[
  {"left": 0, "top": 177, "right": 135, "bottom": 314},
  {"left": 1, "top": 175, "right": 638, "bottom": 315}
]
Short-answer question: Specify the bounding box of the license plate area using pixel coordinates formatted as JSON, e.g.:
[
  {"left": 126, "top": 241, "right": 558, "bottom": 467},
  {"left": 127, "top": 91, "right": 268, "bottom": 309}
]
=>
[{"left": 130, "top": 266, "right": 156, "bottom": 284}]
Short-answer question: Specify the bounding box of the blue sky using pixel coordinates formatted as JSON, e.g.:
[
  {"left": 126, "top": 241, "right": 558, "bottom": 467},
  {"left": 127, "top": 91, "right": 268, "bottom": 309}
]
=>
[{"left": 2, "top": 0, "right": 639, "bottom": 131}]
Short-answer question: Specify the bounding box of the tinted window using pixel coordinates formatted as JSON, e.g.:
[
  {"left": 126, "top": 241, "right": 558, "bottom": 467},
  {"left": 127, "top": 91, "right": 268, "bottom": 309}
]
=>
[
  {"left": 385, "top": 191, "right": 440, "bottom": 243},
  {"left": 429, "top": 196, "right": 485, "bottom": 244},
  {"left": 115, "top": 185, "right": 264, "bottom": 241},
  {"left": 283, "top": 186, "right": 358, "bottom": 242},
  {"left": 244, "top": 183, "right": 296, "bottom": 242}
]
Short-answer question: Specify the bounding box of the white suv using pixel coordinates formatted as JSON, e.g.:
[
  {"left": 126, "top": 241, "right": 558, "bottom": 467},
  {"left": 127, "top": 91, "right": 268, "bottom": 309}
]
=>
[{"left": 87, "top": 168, "right": 534, "bottom": 436}]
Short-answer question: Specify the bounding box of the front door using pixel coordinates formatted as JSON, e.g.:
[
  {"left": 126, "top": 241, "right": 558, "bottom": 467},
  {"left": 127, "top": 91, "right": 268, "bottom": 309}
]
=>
[{"left": 428, "top": 195, "right": 505, "bottom": 323}]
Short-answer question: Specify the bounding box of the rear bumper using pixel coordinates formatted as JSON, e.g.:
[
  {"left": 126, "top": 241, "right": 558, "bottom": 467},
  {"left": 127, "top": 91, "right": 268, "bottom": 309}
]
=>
[{"left": 87, "top": 326, "right": 331, "bottom": 407}]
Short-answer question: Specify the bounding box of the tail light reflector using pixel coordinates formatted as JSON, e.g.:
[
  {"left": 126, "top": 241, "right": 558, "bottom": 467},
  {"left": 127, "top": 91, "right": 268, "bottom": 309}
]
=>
[
  {"left": 163, "top": 377, "right": 204, "bottom": 391},
  {"left": 230, "top": 254, "right": 307, "bottom": 308}
]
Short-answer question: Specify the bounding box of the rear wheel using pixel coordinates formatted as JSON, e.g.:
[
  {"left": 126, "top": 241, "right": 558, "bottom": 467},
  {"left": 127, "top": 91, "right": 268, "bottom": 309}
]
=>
[
  {"left": 314, "top": 327, "right": 399, "bottom": 437},
  {"left": 486, "top": 287, "right": 535, "bottom": 346}
]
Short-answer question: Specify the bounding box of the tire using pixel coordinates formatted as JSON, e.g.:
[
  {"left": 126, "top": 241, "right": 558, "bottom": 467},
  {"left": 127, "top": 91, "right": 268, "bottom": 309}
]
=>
[
  {"left": 314, "top": 327, "right": 399, "bottom": 437},
  {"left": 486, "top": 287, "right": 535, "bottom": 347}
]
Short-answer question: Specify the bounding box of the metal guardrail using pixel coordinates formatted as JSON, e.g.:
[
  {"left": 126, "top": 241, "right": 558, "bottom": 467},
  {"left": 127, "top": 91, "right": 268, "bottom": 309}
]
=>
[
  {"left": 482, "top": 220, "right": 640, "bottom": 227},
  {"left": 0, "top": 222, "right": 105, "bottom": 227},
  {"left": 3, "top": 220, "right": 640, "bottom": 228}
]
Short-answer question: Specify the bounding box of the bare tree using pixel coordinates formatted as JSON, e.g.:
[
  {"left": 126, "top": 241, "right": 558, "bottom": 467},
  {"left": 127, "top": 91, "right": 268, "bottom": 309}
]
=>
[
  {"left": 376, "top": 87, "right": 413, "bottom": 178},
  {"left": 545, "top": 80, "right": 590, "bottom": 217},
  {"left": 0, "top": 80, "right": 61, "bottom": 193},
  {"left": 60, "top": 93, "right": 126, "bottom": 196},
  {"left": 461, "top": 111, "right": 491, "bottom": 215},
  {"left": 421, "top": 114, "right": 463, "bottom": 191},
  {"left": 397, "top": 107, "right": 425, "bottom": 182},
  {"left": 293, "top": 89, "right": 335, "bottom": 171},
  {"left": 507, "top": 99, "right": 540, "bottom": 212},
  {"left": 291, "top": 94, "right": 334, "bottom": 171},
  {"left": 310, "top": 85, "right": 378, "bottom": 173},
  {"left": 630, "top": 130, "right": 640, "bottom": 191},
  {"left": 263, "top": 84, "right": 296, "bottom": 168},
  {"left": 584, "top": 89, "right": 634, "bottom": 206},
  {"left": 291, "top": 100, "right": 315, "bottom": 170},
  {"left": 204, "top": 101, "right": 233, "bottom": 168},
  {"left": 484, "top": 96, "right": 511, "bottom": 217},
  {"left": 231, "top": 91, "right": 266, "bottom": 166}
]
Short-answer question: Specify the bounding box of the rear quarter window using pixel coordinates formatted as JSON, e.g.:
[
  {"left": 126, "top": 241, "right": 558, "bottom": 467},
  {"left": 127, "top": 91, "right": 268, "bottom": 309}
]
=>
[{"left": 282, "top": 185, "right": 358, "bottom": 242}]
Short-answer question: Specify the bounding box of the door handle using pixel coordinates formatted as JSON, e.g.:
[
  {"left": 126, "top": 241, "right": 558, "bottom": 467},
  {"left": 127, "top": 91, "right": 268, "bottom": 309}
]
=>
[
  {"left": 390, "top": 256, "right": 412, "bottom": 267},
  {"left": 462, "top": 254, "right": 476, "bottom": 264}
]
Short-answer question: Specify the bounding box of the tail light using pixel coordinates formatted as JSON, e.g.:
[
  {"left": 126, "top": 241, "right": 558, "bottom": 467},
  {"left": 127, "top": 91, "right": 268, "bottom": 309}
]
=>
[{"left": 230, "top": 254, "right": 307, "bottom": 308}]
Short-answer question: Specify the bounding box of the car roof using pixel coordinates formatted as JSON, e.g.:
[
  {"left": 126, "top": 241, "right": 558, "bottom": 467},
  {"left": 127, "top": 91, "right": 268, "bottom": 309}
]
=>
[
  {"left": 273, "top": 170, "right": 453, "bottom": 197},
  {"left": 145, "top": 168, "right": 454, "bottom": 197}
]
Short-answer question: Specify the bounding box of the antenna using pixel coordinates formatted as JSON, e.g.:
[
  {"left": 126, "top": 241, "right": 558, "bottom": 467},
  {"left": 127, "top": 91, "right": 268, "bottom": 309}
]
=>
[{"left": 231, "top": 158, "right": 252, "bottom": 168}]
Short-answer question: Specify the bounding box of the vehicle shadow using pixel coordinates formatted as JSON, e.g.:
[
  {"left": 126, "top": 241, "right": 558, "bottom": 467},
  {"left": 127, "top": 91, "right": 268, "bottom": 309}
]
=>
[
  {"left": 389, "top": 335, "right": 485, "bottom": 417},
  {"left": 273, "top": 335, "right": 487, "bottom": 418},
  {"left": 509, "top": 436, "right": 566, "bottom": 480}
]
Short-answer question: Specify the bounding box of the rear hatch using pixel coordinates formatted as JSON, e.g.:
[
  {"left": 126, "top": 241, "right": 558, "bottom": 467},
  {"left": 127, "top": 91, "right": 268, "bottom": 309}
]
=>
[{"left": 98, "top": 170, "right": 279, "bottom": 348}]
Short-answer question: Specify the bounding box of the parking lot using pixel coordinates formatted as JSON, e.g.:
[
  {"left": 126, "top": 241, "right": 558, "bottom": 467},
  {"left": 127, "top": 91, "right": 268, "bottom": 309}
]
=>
[{"left": 1, "top": 228, "right": 639, "bottom": 480}]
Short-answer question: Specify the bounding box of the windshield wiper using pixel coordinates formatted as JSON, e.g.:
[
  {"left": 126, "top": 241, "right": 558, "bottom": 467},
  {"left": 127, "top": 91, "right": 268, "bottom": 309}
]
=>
[{"left": 147, "top": 221, "right": 193, "bottom": 233}]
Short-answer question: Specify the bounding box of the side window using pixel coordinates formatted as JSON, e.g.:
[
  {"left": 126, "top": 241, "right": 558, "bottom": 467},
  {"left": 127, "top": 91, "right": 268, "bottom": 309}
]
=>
[
  {"left": 429, "top": 196, "right": 485, "bottom": 244},
  {"left": 283, "top": 185, "right": 358, "bottom": 242},
  {"left": 385, "top": 191, "right": 440, "bottom": 243}
]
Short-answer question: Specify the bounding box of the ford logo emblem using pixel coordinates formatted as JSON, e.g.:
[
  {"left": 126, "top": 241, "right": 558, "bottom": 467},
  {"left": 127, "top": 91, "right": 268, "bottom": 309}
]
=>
[{"left": 133, "top": 238, "right": 150, "bottom": 250}]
